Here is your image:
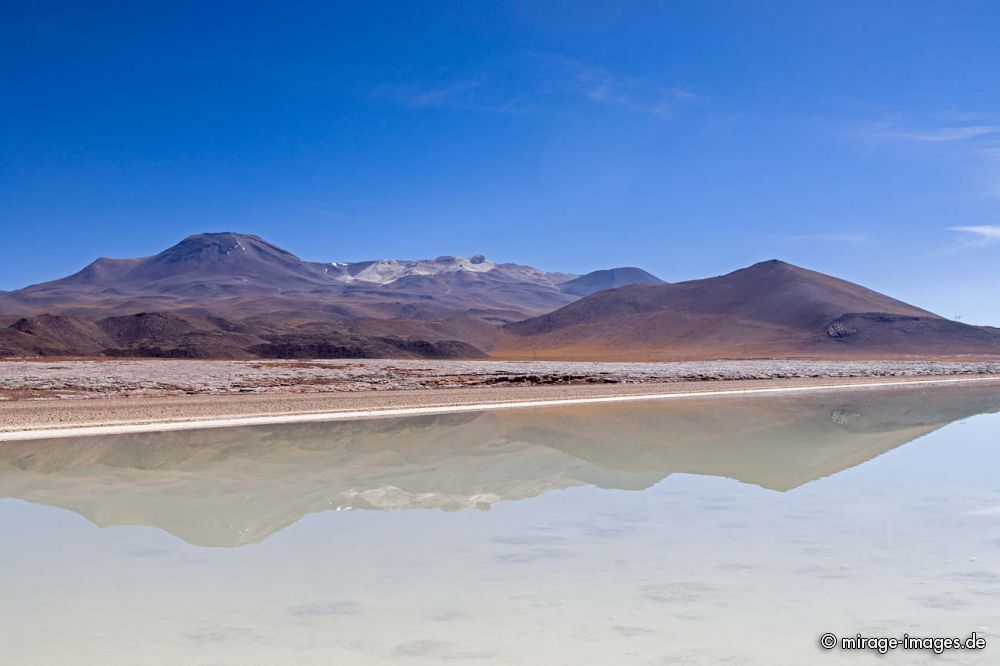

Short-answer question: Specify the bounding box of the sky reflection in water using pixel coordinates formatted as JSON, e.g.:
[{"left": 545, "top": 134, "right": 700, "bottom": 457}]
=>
[{"left": 1, "top": 383, "right": 999, "bottom": 664}]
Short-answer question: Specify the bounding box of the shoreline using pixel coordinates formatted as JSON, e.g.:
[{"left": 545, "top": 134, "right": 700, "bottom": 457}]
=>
[{"left": 3, "top": 374, "right": 999, "bottom": 442}]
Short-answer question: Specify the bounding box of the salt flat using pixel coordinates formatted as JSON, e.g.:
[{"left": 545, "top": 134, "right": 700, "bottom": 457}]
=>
[{"left": 2, "top": 358, "right": 999, "bottom": 400}]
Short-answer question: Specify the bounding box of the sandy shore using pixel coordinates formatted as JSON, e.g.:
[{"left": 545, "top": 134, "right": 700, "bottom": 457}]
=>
[{"left": 2, "top": 370, "right": 999, "bottom": 440}]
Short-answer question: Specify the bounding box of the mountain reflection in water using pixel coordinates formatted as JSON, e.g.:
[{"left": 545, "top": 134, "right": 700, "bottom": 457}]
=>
[{"left": 1, "top": 383, "right": 998, "bottom": 547}]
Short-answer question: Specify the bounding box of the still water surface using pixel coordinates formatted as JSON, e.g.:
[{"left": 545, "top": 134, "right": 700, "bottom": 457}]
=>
[{"left": 2, "top": 383, "right": 999, "bottom": 664}]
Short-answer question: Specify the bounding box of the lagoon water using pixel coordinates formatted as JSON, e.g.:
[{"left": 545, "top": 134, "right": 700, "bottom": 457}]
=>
[{"left": 1, "top": 383, "right": 999, "bottom": 664}]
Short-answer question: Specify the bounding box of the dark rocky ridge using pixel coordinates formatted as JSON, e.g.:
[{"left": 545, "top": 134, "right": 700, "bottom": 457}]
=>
[
  {"left": 0, "top": 313, "right": 486, "bottom": 360},
  {"left": 247, "top": 334, "right": 485, "bottom": 360}
]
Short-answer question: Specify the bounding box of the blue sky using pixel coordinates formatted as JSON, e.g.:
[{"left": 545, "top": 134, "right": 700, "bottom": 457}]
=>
[{"left": 3, "top": 1, "right": 1000, "bottom": 322}]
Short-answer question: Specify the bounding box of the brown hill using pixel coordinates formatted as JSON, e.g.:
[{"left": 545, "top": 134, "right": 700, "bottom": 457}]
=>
[{"left": 496, "top": 260, "right": 1000, "bottom": 359}]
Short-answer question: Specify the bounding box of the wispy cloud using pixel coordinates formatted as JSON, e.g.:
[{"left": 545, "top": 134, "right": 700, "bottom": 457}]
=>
[
  {"left": 860, "top": 121, "right": 1000, "bottom": 143},
  {"left": 949, "top": 225, "right": 1000, "bottom": 245},
  {"left": 534, "top": 53, "right": 702, "bottom": 117},
  {"left": 854, "top": 112, "right": 1000, "bottom": 200},
  {"left": 371, "top": 53, "right": 702, "bottom": 117},
  {"left": 370, "top": 79, "right": 487, "bottom": 109}
]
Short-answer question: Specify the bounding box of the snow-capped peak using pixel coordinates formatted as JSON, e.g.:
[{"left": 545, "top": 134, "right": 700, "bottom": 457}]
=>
[{"left": 331, "top": 255, "right": 497, "bottom": 285}]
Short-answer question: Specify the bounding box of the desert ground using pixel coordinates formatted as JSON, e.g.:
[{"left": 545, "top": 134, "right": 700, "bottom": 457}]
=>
[{"left": 1, "top": 358, "right": 999, "bottom": 436}]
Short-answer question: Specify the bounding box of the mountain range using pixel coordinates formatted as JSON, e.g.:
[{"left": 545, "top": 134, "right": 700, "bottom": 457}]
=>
[
  {"left": 1, "top": 231, "right": 998, "bottom": 359},
  {"left": 1, "top": 232, "right": 587, "bottom": 320}
]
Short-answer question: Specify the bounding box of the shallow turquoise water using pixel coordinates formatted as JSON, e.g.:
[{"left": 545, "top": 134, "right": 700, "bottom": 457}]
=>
[{"left": 1, "top": 383, "right": 999, "bottom": 664}]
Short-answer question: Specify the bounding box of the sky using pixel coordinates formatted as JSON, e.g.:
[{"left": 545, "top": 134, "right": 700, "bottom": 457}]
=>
[{"left": 2, "top": 1, "right": 1000, "bottom": 323}]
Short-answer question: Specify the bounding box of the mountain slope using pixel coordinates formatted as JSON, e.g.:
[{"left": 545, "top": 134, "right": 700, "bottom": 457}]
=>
[
  {"left": 17, "top": 233, "right": 335, "bottom": 303},
  {"left": 559, "top": 267, "right": 664, "bottom": 297},
  {"left": 117, "top": 232, "right": 331, "bottom": 289},
  {"left": 496, "top": 260, "right": 1000, "bottom": 359}
]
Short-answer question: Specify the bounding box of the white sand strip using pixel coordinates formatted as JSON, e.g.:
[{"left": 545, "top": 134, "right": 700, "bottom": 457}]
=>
[{"left": 2, "top": 375, "right": 998, "bottom": 442}]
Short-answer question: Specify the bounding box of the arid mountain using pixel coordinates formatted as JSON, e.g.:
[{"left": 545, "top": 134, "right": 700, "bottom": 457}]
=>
[
  {"left": 560, "top": 267, "right": 664, "bottom": 297},
  {"left": 1, "top": 383, "right": 995, "bottom": 546},
  {"left": 3, "top": 232, "right": 582, "bottom": 321},
  {"left": 496, "top": 259, "right": 1000, "bottom": 359}
]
